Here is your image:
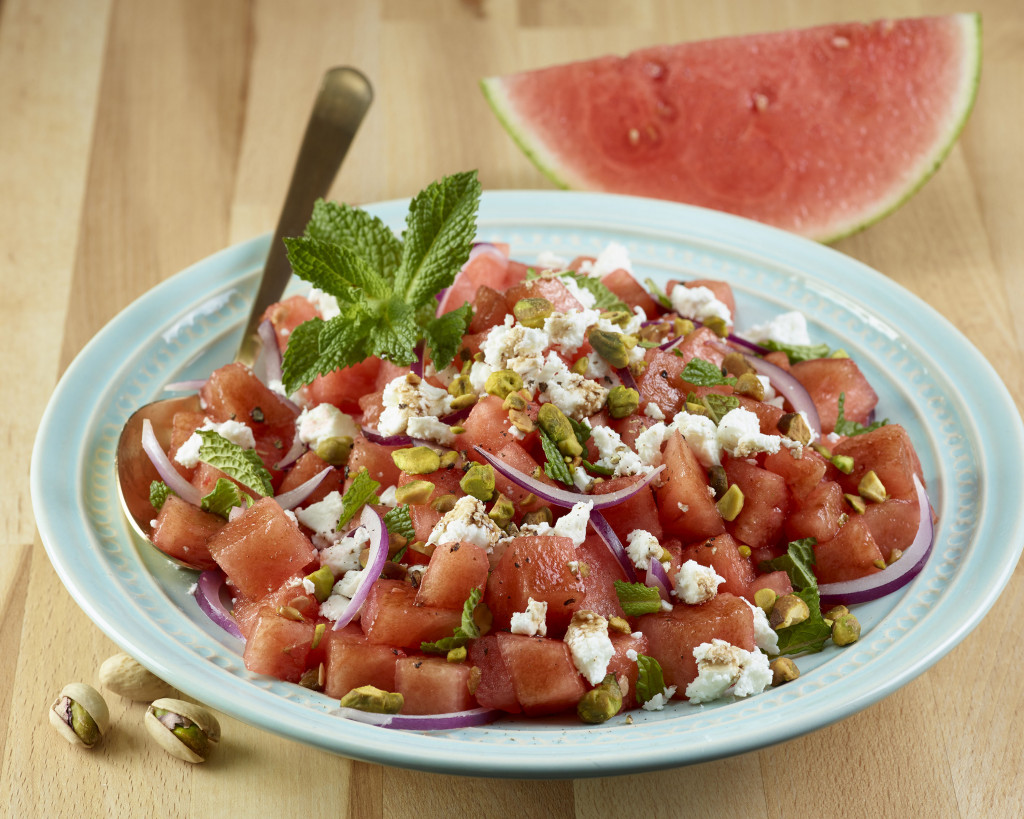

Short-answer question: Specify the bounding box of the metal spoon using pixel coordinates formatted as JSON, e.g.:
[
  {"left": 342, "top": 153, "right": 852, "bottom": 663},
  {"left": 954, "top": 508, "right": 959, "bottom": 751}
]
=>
[{"left": 116, "top": 67, "right": 372, "bottom": 540}]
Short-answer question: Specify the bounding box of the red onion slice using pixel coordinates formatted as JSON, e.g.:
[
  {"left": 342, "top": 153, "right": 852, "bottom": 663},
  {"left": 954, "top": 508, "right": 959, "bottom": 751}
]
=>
[
  {"left": 331, "top": 505, "right": 389, "bottom": 630},
  {"left": 614, "top": 366, "right": 639, "bottom": 393},
  {"left": 469, "top": 242, "right": 507, "bottom": 262},
  {"left": 741, "top": 354, "right": 821, "bottom": 436},
  {"left": 275, "top": 467, "right": 333, "bottom": 510},
  {"left": 473, "top": 445, "right": 664, "bottom": 511},
  {"left": 141, "top": 419, "right": 203, "bottom": 506},
  {"left": 645, "top": 558, "right": 672, "bottom": 601},
  {"left": 333, "top": 706, "right": 498, "bottom": 730},
  {"left": 360, "top": 427, "right": 416, "bottom": 447},
  {"left": 163, "top": 378, "right": 207, "bottom": 392},
  {"left": 194, "top": 570, "right": 243, "bottom": 640},
  {"left": 258, "top": 319, "right": 283, "bottom": 384},
  {"left": 818, "top": 475, "right": 933, "bottom": 605},
  {"left": 274, "top": 434, "right": 308, "bottom": 470},
  {"left": 588, "top": 510, "right": 638, "bottom": 581}
]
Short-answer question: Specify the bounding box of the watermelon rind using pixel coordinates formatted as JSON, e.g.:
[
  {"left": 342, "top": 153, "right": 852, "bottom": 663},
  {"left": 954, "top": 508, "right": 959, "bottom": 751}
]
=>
[{"left": 481, "top": 14, "right": 982, "bottom": 244}]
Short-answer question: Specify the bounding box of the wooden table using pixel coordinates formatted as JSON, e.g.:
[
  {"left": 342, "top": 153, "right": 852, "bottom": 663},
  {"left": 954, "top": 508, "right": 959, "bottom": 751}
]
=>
[{"left": 3, "top": 0, "right": 1022, "bottom": 815}]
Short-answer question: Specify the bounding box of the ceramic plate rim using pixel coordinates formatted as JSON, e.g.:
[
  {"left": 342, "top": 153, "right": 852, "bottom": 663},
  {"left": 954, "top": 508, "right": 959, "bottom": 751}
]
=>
[{"left": 32, "top": 191, "right": 1024, "bottom": 778}]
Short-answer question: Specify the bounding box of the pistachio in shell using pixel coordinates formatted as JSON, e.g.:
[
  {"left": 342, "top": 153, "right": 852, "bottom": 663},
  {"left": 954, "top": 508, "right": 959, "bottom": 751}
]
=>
[
  {"left": 49, "top": 682, "right": 109, "bottom": 749},
  {"left": 145, "top": 698, "right": 220, "bottom": 763},
  {"left": 98, "top": 653, "right": 175, "bottom": 701}
]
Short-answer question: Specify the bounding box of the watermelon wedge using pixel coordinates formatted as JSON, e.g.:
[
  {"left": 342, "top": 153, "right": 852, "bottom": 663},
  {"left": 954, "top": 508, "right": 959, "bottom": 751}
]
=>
[{"left": 482, "top": 15, "right": 980, "bottom": 242}]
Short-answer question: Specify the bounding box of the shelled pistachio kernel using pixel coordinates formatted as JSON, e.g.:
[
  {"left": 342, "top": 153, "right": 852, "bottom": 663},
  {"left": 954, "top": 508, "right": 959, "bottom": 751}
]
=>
[
  {"left": 447, "top": 374, "right": 473, "bottom": 398},
  {"left": 844, "top": 493, "right": 867, "bottom": 514},
  {"left": 588, "top": 329, "right": 630, "bottom": 369},
  {"left": 608, "top": 616, "right": 632, "bottom": 635},
  {"left": 488, "top": 493, "right": 515, "bottom": 529},
  {"left": 769, "top": 657, "right": 800, "bottom": 685},
  {"left": 537, "top": 403, "right": 583, "bottom": 457},
  {"left": 315, "top": 435, "right": 353, "bottom": 466},
  {"left": 831, "top": 454, "right": 855, "bottom": 474},
  {"left": 438, "top": 450, "right": 460, "bottom": 469},
  {"left": 777, "top": 412, "right": 812, "bottom": 445},
  {"left": 394, "top": 480, "right": 435, "bottom": 505},
  {"left": 392, "top": 446, "right": 440, "bottom": 475},
  {"left": 522, "top": 506, "right": 553, "bottom": 527},
  {"left": 446, "top": 646, "right": 467, "bottom": 663},
  {"left": 832, "top": 613, "right": 862, "bottom": 646},
  {"left": 460, "top": 463, "right": 495, "bottom": 501},
  {"left": 823, "top": 605, "right": 849, "bottom": 623},
  {"left": 753, "top": 587, "right": 777, "bottom": 616},
  {"left": 606, "top": 386, "right": 640, "bottom": 419},
  {"left": 707, "top": 464, "right": 728, "bottom": 500},
  {"left": 858, "top": 470, "right": 888, "bottom": 503},
  {"left": 502, "top": 391, "right": 527, "bottom": 411},
  {"left": 450, "top": 393, "right": 478, "bottom": 411},
  {"left": 299, "top": 664, "right": 325, "bottom": 691},
  {"left": 340, "top": 685, "right": 404, "bottom": 714},
  {"left": 513, "top": 297, "right": 554, "bottom": 328},
  {"left": 431, "top": 493, "right": 459, "bottom": 514},
  {"left": 703, "top": 315, "right": 729, "bottom": 337},
  {"left": 577, "top": 674, "right": 623, "bottom": 724},
  {"left": 99, "top": 653, "right": 175, "bottom": 701},
  {"left": 722, "top": 351, "right": 756, "bottom": 376},
  {"left": 734, "top": 372, "right": 765, "bottom": 401},
  {"left": 485, "top": 369, "right": 523, "bottom": 399},
  {"left": 303, "top": 565, "right": 335, "bottom": 603},
  {"left": 571, "top": 357, "right": 589, "bottom": 376},
  {"left": 769, "top": 594, "right": 811, "bottom": 630},
  {"left": 716, "top": 484, "right": 745, "bottom": 521},
  {"left": 49, "top": 683, "right": 109, "bottom": 748},
  {"left": 145, "top": 698, "right": 220, "bottom": 763}
]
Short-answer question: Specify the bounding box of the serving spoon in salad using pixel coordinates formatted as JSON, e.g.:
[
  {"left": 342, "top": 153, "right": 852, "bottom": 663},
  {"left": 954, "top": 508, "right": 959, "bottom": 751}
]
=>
[{"left": 115, "top": 66, "right": 373, "bottom": 540}]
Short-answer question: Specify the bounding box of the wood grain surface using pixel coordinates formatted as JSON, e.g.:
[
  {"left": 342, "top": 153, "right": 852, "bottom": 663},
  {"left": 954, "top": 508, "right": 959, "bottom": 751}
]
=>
[{"left": 2, "top": 0, "right": 1022, "bottom": 816}]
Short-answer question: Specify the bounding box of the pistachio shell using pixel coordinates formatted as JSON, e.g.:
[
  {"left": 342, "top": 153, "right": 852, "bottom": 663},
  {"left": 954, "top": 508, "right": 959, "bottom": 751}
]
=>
[
  {"left": 145, "top": 698, "right": 220, "bottom": 763},
  {"left": 99, "top": 653, "right": 176, "bottom": 701},
  {"left": 49, "top": 682, "right": 109, "bottom": 748}
]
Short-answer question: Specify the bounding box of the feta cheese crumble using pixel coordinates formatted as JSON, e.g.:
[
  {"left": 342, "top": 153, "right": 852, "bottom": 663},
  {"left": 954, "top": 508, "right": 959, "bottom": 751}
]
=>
[
  {"left": 673, "top": 560, "right": 724, "bottom": 604},
  {"left": 518, "top": 500, "right": 593, "bottom": 547},
  {"left": 742, "top": 311, "right": 811, "bottom": 347},
  {"left": 685, "top": 639, "right": 774, "bottom": 704},
  {"left": 716, "top": 407, "right": 785, "bottom": 459},
  {"left": 577, "top": 241, "right": 633, "bottom": 277},
  {"left": 564, "top": 610, "right": 615, "bottom": 685},
  {"left": 641, "top": 687, "right": 677, "bottom": 711},
  {"left": 669, "top": 284, "right": 733, "bottom": 326},
  {"left": 317, "top": 524, "right": 371, "bottom": 577},
  {"left": 296, "top": 403, "right": 359, "bottom": 450},
  {"left": 625, "top": 529, "right": 664, "bottom": 572},
  {"left": 378, "top": 374, "right": 454, "bottom": 438},
  {"left": 427, "top": 496, "right": 503, "bottom": 552},
  {"left": 744, "top": 599, "right": 780, "bottom": 655},
  {"left": 591, "top": 425, "right": 651, "bottom": 477},
  {"left": 510, "top": 597, "right": 548, "bottom": 637},
  {"left": 174, "top": 418, "right": 256, "bottom": 468}
]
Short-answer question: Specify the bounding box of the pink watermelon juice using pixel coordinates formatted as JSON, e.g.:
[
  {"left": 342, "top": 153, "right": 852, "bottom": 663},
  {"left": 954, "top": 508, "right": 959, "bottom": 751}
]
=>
[{"left": 147, "top": 241, "right": 931, "bottom": 723}]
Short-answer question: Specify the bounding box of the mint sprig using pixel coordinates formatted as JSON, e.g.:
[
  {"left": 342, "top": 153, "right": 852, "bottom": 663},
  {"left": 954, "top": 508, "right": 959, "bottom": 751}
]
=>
[
  {"left": 680, "top": 358, "right": 736, "bottom": 387},
  {"left": 635, "top": 653, "right": 669, "bottom": 704},
  {"left": 196, "top": 430, "right": 273, "bottom": 497},
  {"left": 281, "top": 172, "right": 481, "bottom": 394},
  {"left": 834, "top": 392, "right": 888, "bottom": 437},
  {"left": 539, "top": 428, "right": 574, "bottom": 486},
  {"left": 200, "top": 478, "right": 252, "bottom": 518},
  {"left": 337, "top": 468, "right": 381, "bottom": 531},
  {"left": 383, "top": 504, "right": 415, "bottom": 541},
  {"left": 764, "top": 538, "right": 833, "bottom": 656},
  {"left": 613, "top": 581, "right": 663, "bottom": 616},
  {"left": 421, "top": 587, "right": 482, "bottom": 654},
  {"left": 150, "top": 481, "right": 173, "bottom": 512}
]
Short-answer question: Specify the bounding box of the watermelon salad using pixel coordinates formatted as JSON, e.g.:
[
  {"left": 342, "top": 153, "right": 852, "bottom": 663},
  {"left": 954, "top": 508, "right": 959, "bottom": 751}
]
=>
[{"left": 140, "top": 173, "right": 933, "bottom": 728}]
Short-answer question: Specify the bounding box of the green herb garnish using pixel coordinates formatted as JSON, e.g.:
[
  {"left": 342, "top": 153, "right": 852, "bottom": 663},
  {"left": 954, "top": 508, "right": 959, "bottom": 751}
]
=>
[
  {"left": 567, "top": 416, "right": 592, "bottom": 450},
  {"left": 635, "top": 653, "right": 670, "bottom": 704},
  {"left": 680, "top": 357, "right": 736, "bottom": 387},
  {"left": 581, "top": 459, "right": 614, "bottom": 477},
  {"left": 383, "top": 503, "right": 415, "bottom": 541},
  {"left": 764, "top": 538, "right": 832, "bottom": 656},
  {"left": 701, "top": 393, "right": 740, "bottom": 423},
  {"left": 644, "top": 277, "right": 672, "bottom": 309},
  {"left": 281, "top": 172, "right": 481, "bottom": 394},
  {"left": 149, "top": 481, "right": 173, "bottom": 512},
  {"left": 336, "top": 468, "right": 381, "bottom": 531},
  {"left": 195, "top": 430, "right": 273, "bottom": 497},
  {"left": 200, "top": 478, "right": 252, "bottom": 518},
  {"left": 539, "top": 428, "right": 574, "bottom": 487},
  {"left": 834, "top": 392, "right": 888, "bottom": 437},
  {"left": 613, "top": 581, "right": 663, "bottom": 616},
  {"left": 761, "top": 340, "right": 831, "bottom": 364},
  {"left": 421, "top": 587, "right": 482, "bottom": 654},
  {"left": 526, "top": 267, "right": 629, "bottom": 313}
]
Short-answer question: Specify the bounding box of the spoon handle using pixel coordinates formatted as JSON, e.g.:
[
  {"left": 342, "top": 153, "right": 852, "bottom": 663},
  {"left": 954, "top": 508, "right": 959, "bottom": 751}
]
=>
[{"left": 236, "top": 66, "right": 373, "bottom": 367}]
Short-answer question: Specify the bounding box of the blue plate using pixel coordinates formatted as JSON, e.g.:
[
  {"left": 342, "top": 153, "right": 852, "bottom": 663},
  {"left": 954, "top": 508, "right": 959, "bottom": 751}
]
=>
[{"left": 31, "top": 192, "right": 1024, "bottom": 778}]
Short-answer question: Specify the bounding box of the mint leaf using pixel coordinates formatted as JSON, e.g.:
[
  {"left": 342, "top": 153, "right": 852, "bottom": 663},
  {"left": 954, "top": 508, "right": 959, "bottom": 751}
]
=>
[
  {"left": 761, "top": 340, "right": 831, "bottom": 364},
  {"left": 635, "top": 654, "right": 669, "bottom": 704},
  {"left": 284, "top": 236, "right": 390, "bottom": 301},
  {"left": 200, "top": 478, "right": 251, "bottom": 518},
  {"left": 337, "top": 468, "right": 381, "bottom": 531},
  {"left": 539, "top": 428, "right": 574, "bottom": 487},
  {"left": 568, "top": 417, "right": 591, "bottom": 450},
  {"left": 421, "top": 587, "right": 483, "bottom": 654},
  {"left": 394, "top": 171, "right": 481, "bottom": 310},
  {"left": 613, "top": 581, "right": 663, "bottom": 616},
  {"left": 150, "top": 481, "right": 173, "bottom": 511},
  {"left": 424, "top": 302, "right": 474, "bottom": 371},
  {"left": 581, "top": 459, "right": 614, "bottom": 477},
  {"left": 764, "top": 537, "right": 818, "bottom": 591},
  {"left": 365, "top": 297, "right": 420, "bottom": 364},
  {"left": 681, "top": 358, "right": 736, "bottom": 387},
  {"left": 834, "top": 392, "right": 888, "bottom": 437},
  {"left": 775, "top": 588, "right": 832, "bottom": 656},
  {"left": 383, "top": 504, "right": 415, "bottom": 541},
  {"left": 196, "top": 431, "right": 273, "bottom": 497},
  {"left": 304, "top": 199, "right": 402, "bottom": 281},
  {"left": 644, "top": 277, "right": 672, "bottom": 309},
  {"left": 702, "top": 393, "right": 740, "bottom": 423}
]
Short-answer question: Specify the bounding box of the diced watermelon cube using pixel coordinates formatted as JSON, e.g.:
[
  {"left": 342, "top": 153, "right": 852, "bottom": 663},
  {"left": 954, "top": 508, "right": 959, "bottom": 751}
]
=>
[
  {"left": 496, "top": 633, "right": 587, "bottom": 716},
  {"left": 346, "top": 435, "right": 403, "bottom": 489},
  {"left": 415, "top": 541, "right": 489, "bottom": 610},
  {"left": 723, "top": 458, "right": 789, "bottom": 551},
  {"left": 764, "top": 447, "right": 829, "bottom": 500},
  {"left": 577, "top": 533, "right": 628, "bottom": 620},
  {"left": 360, "top": 579, "right": 463, "bottom": 648},
  {"left": 461, "top": 395, "right": 537, "bottom": 455},
  {"left": 608, "top": 631, "right": 650, "bottom": 711},
  {"left": 655, "top": 432, "right": 726, "bottom": 542},
  {"left": 323, "top": 626, "right": 404, "bottom": 699},
  {"left": 680, "top": 533, "right": 756, "bottom": 599},
  {"left": 813, "top": 517, "right": 885, "bottom": 584},
  {"left": 467, "top": 634, "right": 521, "bottom": 713},
  {"left": 600, "top": 268, "right": 661, "bottom": 316},
  {"left": 243, "top": 607, "right": 316, "bottom": 683},
  {"left": 784, "top": 480, "right": 845, "bottom": 543},
  {"left": 468, "top": 285, "right": 513, "bottom": 333},
  {"left": 831, "top": 424, "right": 923, "bottom": 500},
  {"left": 395, "top": 656, "right": 476, "bottom": 715},
  {"left": 150, "top": 495, "right": 224, "bottom": 570},
  {"left": 276, "top": 451, "right": 344, "bottom": 506},
  {"left": 789, "top": 358, "right": 878, "bottom": 435},
  {"left": 503, "top": 277, "right": 584, "bottom": 313},
  {"left": 305, "top": 357, "right": 382, "bottom": 415},
  {"left": 861, "top": 496, "right": 921, "bottom": 561},
  {"left": 591, "top": 474, "right": 663, "bottom": 541},
  {"left": 748, "top": 571, "right": 794, "bottom": 602}
]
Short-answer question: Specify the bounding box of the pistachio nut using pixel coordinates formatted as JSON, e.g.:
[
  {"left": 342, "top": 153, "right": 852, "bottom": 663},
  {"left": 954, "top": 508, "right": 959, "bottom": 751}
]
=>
[
  {"left": 831, "top": 454, "right": 854, "bottom": 474},
  {"left": 858, "top": 470, "right": 888, "bottom": 503},
  {"left": 512, "top": 297, "right": 554, "bottom": 329},
  {"left": 488, "top": 493, "right": 515, "bottom": 529},
  {"left": 702, "top": 315, "right": 729, "bottom": 337},
  {"left": 98, "top": 653, "right": 175, "bottom": 701},
  {"left": 394, "top": 480, "right": 435, "bottom": 505},
  {"left": 844, "top": 493, "right": 867, "bottom": 514},
  {"left": 145, "top": 698, "right": 221, "bottom": 763},
  {"left": 734, "top": 372, "right": 765, "bottom": 401},
  {"left": 777, "top": 412, "right": 812, "bottom": 446},
  {"left": 606, "top": 385, "right": 639, "bottom": 419},
  {"left": 588, "top": 329, "right": 630, "bottom": 369},
  {"left": 577, "top": 673, "right": 623, "bottom": 724},
  {"left": 716, "top": 483, "right": 745, "bottom": 522},
  {"left": 49, "top": 683, "right": 109, "bottom": 749},
  {"left": 315, "top": 435, "right": 353, "bottom": 466},
  {"left": 485, "top": 369, "right": 523, "bottom": 399},
  {"left": 460, "top": 463, "right": 495, "bottom": 501},
  {"left": 707, "top": 464, "right": 728, "bottom": 501},
  {"left": 447, "top": 374, "right": 474, "bottom": 398},
  {"left": 431, "top": 493, "right": 459, "bottom": 514},
  {"left": 392, "top": 446, "right": 441, "bottom": 475},
  {"left": 521, "top": 506, "right": 553, "bottom": 527},
  {"left": 769, "top": 594, "right": 811, "bottom": 630},
  {"left": 339, "top": 685, "right": 404, "bottom": 714},
  {"left": 769, "top": 657, "right": 800, "bottom": 685},
  {"left": 303, "top": 565, "right": 336, "bottom": 603},
  {"left": 536, "top": 403, "right": 583, "bottom": 457},
  {"left": 752, "top": 587, "right": 777, "bottom": 616},
  {"left": 722, "top": 351, "right": 756, "bottom": 376},
  {"left": 832, "top": 613, "right": 862, "bottom": 646}
]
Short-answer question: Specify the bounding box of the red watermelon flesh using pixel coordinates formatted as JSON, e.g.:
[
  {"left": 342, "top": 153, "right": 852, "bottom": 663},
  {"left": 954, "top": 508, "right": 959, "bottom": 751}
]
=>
[{"left": 482, "top": 15, "right": 980, "bottom": 241}]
